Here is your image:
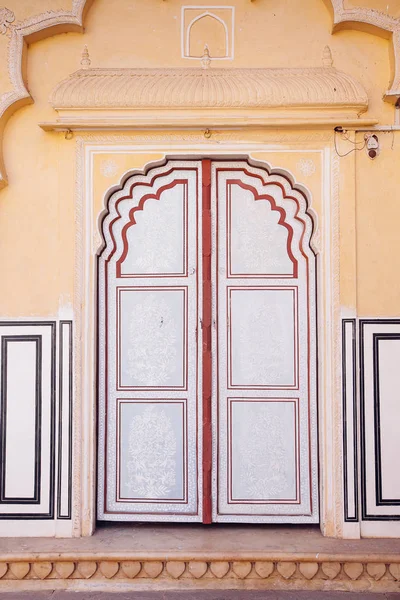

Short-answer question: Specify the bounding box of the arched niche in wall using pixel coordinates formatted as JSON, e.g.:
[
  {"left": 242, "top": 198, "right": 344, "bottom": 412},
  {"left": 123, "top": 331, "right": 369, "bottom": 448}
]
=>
[{"left": 187, "top": 12, "right": 228, "bottom": 58}]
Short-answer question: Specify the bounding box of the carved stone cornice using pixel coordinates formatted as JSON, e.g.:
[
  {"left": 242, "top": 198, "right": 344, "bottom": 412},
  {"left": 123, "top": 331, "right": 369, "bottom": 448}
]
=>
[
  {"left": 50, "top": 67, "right": 368, "bottom": 110},
  {"left": 39, "top": 65, "right": 372, "bottom": 131}
]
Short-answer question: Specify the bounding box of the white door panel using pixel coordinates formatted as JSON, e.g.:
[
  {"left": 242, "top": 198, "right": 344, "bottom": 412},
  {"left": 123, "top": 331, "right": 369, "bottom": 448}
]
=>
[
  {"left": 211, "top": 162, "right": 318, "bottom": 523},
  {"left": 98, "top": 161, "right": 203, "bottom": 521}
]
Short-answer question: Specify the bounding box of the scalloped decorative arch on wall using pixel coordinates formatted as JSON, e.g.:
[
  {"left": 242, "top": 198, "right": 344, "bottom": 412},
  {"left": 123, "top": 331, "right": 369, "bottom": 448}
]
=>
[
  {"left": 325, "top": 0, "right": 400, "bottom": 98},
  {"left": 0, "top": 0, "right": 94, "bottom": 189},
  {"left": 0, "top": 0, "right": 399, "bottom": 190}
]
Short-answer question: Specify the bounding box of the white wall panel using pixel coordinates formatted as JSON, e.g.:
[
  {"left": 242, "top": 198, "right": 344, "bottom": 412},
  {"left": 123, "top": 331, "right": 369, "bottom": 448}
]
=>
[
  {"left": 360, "top": 319, "right": 400, "bottom": 521},
  {"left": 377, "top": 337, "right": 400, "bottom": 501},
  {"left": 0, "top": 322, "right": 56, "bottom": 519},
  {"left": 3, "top": 339, "right": 38, "bottom": 500}
]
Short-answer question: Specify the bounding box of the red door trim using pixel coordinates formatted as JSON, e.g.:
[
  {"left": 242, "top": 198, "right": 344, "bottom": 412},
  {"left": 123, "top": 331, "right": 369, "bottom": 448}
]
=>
[{"left": 202, "top": 159, "right": 212, "bottom": 524}]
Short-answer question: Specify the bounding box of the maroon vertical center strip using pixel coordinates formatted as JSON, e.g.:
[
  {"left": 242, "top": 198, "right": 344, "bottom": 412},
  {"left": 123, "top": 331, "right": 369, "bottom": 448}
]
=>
[{"left": 202, "top": 159, "right": 212, "bottom": 524}]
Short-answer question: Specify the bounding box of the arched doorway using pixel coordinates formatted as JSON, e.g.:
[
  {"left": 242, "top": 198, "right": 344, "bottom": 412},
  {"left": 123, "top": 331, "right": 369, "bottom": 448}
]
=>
[{"left": 97, "top": 158, "right": 318, "bottom": 523}]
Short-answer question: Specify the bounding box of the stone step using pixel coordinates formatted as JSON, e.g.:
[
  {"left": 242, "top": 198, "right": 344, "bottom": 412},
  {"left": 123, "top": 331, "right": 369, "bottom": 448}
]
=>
[{"left": 0, "top": 525, "right": 399, "bottom": 594}]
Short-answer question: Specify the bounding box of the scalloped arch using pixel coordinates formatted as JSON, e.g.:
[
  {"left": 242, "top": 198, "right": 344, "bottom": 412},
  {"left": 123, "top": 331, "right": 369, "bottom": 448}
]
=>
[
  {"left": 0, "top": 0, "right": 94, "bottom": 189},
  {"left": 0, "top": 0, "right": 399, "bottom": 191},
  {"left": 325, "top": 0, "right": 400, "bottom": 98},
  {"left": 99, "top": 157, "right": 318, "bottom": 268}
]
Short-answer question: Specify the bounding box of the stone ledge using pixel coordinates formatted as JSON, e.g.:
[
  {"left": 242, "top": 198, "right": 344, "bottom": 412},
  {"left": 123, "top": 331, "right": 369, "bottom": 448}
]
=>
[{"left": 0, "top": 555, "right": 399, "bottom": 592}]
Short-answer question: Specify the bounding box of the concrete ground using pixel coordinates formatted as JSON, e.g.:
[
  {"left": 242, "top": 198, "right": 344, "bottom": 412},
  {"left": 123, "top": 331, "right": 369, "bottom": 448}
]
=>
[{"left": 0, "top": 592, "right": 399, "bottom": 599}]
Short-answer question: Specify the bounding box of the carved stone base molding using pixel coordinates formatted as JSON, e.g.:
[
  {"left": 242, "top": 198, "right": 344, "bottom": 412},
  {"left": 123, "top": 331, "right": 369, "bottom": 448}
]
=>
[{"left": 0, "top": 555, "right": 400, "bottom": 592}]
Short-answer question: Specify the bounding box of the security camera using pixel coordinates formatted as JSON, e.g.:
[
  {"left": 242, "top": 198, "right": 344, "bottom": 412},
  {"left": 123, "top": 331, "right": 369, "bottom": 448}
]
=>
[{"left": 365, "top": 134, "right": 379, "bottom": 159}]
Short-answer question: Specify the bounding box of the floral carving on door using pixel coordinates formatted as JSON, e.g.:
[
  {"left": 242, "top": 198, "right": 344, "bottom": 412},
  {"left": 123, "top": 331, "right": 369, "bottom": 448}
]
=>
[
  {"left": 127, "top": 406, "right": 177, "bottom": 498},
  {"left": 127, "top": 295, "right": 178, "bottom": 387}
]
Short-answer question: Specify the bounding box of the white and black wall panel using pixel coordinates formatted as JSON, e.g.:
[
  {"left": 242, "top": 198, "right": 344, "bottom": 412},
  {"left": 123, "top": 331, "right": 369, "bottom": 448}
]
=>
[
  {"left": 342, "top": 317, "right": 400, "bottom": 538},
  {"left": 57, "top": 320, "right": 73, "bottom": 521},
  {"left": 342, "top": 318, "right": 359, "bottom": 529},
  {"left": 359, "top": 319, "right": 400, "bottom": 537},
  {"left": 0, "top": 321, "right": 74, "bottom": 536}
]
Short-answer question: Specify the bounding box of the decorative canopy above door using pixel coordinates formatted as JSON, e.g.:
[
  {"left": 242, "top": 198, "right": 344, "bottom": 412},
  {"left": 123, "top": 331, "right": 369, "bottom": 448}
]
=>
[{"left": 40, "top": 63, "right": 375, "bottom": 131}]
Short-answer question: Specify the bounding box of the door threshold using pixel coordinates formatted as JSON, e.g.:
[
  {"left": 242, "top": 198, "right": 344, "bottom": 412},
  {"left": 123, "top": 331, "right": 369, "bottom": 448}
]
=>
[{"left": 0, "top": 524, "right": 399, "bottom": 593}]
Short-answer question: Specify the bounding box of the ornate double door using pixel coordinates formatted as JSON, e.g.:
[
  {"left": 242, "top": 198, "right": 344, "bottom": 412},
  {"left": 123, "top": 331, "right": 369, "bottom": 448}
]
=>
[{"left": 97, "top": 158, "right": 318, "bottom": 523}]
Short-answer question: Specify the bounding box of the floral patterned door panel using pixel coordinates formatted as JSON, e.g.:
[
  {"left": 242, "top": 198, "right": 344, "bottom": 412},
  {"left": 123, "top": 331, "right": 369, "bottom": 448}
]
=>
[
  {"left": 211, "top": 161, "right": 318, "bottom": 523},
  {"left": 97, "top": 161, "right": 204, "bottom": 521},
  {"left": 97, "top": 159, "right": 318, "bottom": 523}
]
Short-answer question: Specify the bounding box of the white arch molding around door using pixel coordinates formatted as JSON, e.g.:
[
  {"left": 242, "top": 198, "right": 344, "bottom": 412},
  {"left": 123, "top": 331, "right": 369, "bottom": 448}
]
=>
[{"left": 97, "top": 158, "right": 319, "bottom": 524}]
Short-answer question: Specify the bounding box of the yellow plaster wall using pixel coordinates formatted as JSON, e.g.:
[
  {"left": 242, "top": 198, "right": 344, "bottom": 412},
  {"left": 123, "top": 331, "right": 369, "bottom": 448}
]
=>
[
  {"left": 355, "top": 131, "right": 400, "bottom": 316},
  {"left": 0, "top": 0, "right": 399, "bottom": 317},
  {"left": 23, "top": 0, "right": 394, "bottom": 122},
  {"left": 338, "top": 136, "right": 357, "bottom": 312},
  {"left": 0, "top": 114, "right": 63, "bottom": 315}
]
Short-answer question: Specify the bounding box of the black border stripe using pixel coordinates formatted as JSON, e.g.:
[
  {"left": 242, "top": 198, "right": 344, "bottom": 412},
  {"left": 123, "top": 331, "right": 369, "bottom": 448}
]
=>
[
  {"left": 360, "top": 319, "right": 400, "bottom": 521},
  {"left": 342, "top": 318, "right": 358, "bottom": 523},
  {"left": 57, "top": 320, "right": 73, "bottom": 520},
  {"left": 0, "top": 336, "right": 42, "bottom": 504},
  {"left": 0, "top": 322, "right": 56, "bottom": 520}
]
